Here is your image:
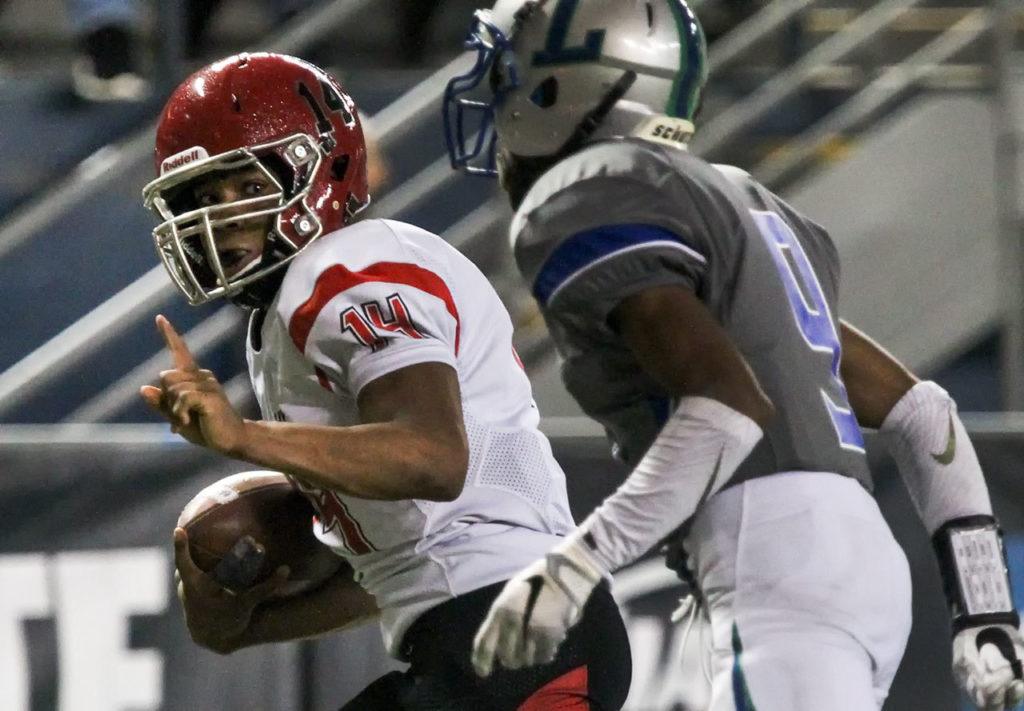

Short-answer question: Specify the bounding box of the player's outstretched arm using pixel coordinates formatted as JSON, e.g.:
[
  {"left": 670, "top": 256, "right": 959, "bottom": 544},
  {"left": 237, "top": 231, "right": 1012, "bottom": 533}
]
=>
[
  {"left": 174, "top": 528, "right": 377, "bottom": 654},
  {"left": 228, "top": 560, "right": 378, "bottom": 653},
  {"left": 840, "top": 320, "right": 1024, "bottom": 711},
  {"left": 142, "top": 316, "right": 470, "bottom": 502},
  {"left": 840, "top": 319, "right": 994, "bottom": 528},
  {"left": 237, "top": 359, "right": 469, "bottom": 501},
  {"left": 839, "top": 321, "right": 919, "bottom": 428},
  {"left": 472, "top": 284, "right": 770, "bottom": 676},
  {"left": 574, "top": 283, "right": 773, "bottom": 570},
  {"left": 613, "top": 285, "right": 775, "bottom": 424}
]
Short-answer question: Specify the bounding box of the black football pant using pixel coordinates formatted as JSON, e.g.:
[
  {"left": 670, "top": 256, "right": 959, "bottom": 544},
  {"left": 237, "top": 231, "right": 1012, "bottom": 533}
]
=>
[{"left": 339, "top": 581, "right": 632, "bottom": 711}]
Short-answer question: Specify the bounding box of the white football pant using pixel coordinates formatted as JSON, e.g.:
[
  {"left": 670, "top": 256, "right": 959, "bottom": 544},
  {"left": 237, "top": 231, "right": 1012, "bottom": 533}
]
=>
[{"left": 685, "top": 471, "right": 913, "bottom": 711}]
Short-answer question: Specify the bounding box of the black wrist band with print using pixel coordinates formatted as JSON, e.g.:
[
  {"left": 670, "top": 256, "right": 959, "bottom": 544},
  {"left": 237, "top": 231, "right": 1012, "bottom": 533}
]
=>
[{"left": 933, "top": 515, "right": 1020, "bottom": 634}]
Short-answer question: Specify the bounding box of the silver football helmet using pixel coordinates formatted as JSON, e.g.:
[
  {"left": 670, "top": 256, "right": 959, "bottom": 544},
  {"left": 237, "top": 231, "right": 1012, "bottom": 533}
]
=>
[{"left": 444, "top": 0, "right": 708, "bottom": 175}]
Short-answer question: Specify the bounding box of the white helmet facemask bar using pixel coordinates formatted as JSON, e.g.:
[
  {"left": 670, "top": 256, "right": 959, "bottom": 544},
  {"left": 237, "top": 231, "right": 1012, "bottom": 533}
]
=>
[{"left": 142, "top": 133, "right": 323, "bottom": 305}]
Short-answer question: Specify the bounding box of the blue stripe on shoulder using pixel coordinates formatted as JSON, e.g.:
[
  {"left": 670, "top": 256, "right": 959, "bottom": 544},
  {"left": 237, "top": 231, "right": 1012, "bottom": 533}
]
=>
[{"left": 532, "top": 224, "right": 688, "bottom": 306}]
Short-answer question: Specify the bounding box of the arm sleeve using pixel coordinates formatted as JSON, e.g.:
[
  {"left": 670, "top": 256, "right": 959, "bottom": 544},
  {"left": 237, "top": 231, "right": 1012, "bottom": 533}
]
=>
[
  {"left": 577, "top": 396, "right": 763, "bottom": 573},
  {"left": 878, "top": 381, "right": 993, "bottom": 534},
  {"left": 514, "top": 176, "right": 712, "bottom": 323},
  {"left": 284, "top": 263, "right": 460, "bottom": 396}
]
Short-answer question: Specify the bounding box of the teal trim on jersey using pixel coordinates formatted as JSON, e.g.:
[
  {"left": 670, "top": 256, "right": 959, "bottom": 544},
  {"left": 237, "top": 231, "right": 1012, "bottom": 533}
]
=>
[
  {"left": 665, "top": 0, "right": 707, "bottom": 119},
  {"left": 731, "top": 623, "right": 758, "bottom": 711},
  {"left": 532, "top": 0, "right": 606, "bottom": 67}
]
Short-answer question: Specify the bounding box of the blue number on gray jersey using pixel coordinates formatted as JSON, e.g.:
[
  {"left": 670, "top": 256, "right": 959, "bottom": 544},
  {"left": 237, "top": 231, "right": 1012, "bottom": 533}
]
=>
[{"left": 751, "top": 210, "right": 865, "bottom": 453}]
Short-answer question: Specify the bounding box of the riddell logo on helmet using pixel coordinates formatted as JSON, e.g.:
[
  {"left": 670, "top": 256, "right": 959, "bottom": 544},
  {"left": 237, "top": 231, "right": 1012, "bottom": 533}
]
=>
[{"left": 161, "top": 146, "right": 211, "bottom": 175}]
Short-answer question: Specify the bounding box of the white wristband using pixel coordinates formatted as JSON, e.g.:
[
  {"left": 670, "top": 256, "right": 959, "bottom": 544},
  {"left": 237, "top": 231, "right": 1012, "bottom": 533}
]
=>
[
  {"left": 577, "top": 397, "right": 763, "bottom": 573},
  {"left": 878, "top": 380, "right": 992, "bottom": 534}
]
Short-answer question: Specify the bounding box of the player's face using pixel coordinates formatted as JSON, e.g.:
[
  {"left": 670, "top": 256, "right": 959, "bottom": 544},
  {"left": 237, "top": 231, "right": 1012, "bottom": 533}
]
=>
[{"left": 189, "top": 166, "right": 276, "bottom": 278}]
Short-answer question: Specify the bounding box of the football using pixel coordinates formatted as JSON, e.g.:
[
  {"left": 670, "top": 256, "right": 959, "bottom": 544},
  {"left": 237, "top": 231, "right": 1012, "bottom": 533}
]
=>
[{"left": 177, "top": 470, "right": 344, "bottom": 598}]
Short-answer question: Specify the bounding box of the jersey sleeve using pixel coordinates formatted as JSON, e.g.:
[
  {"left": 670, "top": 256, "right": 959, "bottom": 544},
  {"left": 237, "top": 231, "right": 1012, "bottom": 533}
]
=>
[
  {"left": 513, "top": 171, "right": 711, "bottom": 323},
  {"left": 282, "top": 260, "right": 460, "bottom": 396}
]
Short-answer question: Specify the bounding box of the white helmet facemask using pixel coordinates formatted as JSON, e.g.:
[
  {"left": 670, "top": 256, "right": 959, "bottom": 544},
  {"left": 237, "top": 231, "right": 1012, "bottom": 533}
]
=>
[{"left": 141, "top": 134, "right": 324, "bottom": 305}]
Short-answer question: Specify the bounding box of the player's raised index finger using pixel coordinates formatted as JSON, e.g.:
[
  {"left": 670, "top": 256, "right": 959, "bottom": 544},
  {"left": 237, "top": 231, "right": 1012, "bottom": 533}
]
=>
[{"left": 157, "top": 315, "right": 197, "bottom": 371}]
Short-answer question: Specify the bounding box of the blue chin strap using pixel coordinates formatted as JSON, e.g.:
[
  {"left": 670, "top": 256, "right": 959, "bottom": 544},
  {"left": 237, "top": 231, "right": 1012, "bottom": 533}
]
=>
[{"left": 443, "top": 12, "right": 521, "bottom": 177}]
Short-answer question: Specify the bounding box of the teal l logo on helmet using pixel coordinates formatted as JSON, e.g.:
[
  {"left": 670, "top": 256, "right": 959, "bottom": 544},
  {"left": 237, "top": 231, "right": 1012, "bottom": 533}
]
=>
[
  {"left": 665, "top": 0, "right": 708, "bottom": 120},
  {"left": 532, "top": 0, "right": 606, "bottom": 66}
]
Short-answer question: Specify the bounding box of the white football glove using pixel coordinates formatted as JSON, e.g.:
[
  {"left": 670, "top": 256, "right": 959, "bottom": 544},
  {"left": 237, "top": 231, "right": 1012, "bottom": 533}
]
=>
[
  {"left": 954, "top": 624, "right": 1024, "bottom": 710},
  {"left": 471, "top": 533, "right": 607, "bottom": 677}
]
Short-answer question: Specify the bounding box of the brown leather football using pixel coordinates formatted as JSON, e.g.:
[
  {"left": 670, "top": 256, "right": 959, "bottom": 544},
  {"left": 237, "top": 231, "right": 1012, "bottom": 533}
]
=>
[{"left": 177, "top": 471, "right": 343, "bottom": 597}]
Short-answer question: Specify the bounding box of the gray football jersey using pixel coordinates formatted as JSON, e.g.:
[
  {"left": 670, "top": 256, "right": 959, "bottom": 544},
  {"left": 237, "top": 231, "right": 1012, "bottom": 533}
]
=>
[{"left": 511, "top": 137, "right": 870, "bottom": 490}]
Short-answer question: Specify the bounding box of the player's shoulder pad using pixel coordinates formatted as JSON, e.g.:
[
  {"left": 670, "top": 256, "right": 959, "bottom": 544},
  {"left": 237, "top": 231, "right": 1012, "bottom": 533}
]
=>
[
  {"left": 275, "top": 219, "right": 462, "bottom": 354},
  {"left": 711, "top": 163, "right": 752, "bottom": 187},
  {"left": 514, "top": 141, "right": 666, "bottom": 225},
  {"left": 511, "top": 139, "right": 672, "bottom": 250},
  {"left": 274, "top": 219, "right": 401, "bottom": 318},
  {"left": 277, "top": 218, "right": 451, "bottom": 303}
]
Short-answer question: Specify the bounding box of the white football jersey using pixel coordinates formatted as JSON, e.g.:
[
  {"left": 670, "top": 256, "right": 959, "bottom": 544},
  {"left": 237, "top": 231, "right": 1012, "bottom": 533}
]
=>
[{"left": 246, "top": 218, "right": 575, "bottom": 656}]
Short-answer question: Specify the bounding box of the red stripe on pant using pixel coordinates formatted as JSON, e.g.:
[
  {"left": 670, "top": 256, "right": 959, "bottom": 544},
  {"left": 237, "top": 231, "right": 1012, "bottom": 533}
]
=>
[{"left": 517, "top": 665, "right": 590, "bottom": 710}]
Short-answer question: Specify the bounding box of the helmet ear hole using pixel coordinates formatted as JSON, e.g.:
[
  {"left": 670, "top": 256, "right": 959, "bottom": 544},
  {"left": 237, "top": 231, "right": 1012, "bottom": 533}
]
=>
[
  {"left": 529, "top": 77, "right": 559, "bottom": 109},
  {"left": 331, "top": 155, "right": 350, "bottom": 182}
]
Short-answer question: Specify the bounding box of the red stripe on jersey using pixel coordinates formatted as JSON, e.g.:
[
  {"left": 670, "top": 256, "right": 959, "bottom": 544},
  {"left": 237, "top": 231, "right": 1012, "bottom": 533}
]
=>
[
  {"left": 318, "top": 492, "right": 373, "bottom": 555},
  {"left": 314, "top": 367, "right": 334, "bottom": 393},
  {"left": 313, "top": 514, "right": 354, "bottom": 555},
  {"left": 289, "top": 262, "right": 460, "bottom": 356},
  {"left": 334, "top": 497, "right": 373, "bottom": 555},
  {"left": 512, "top": 346, "right": 525, "bottom": 371},
  {"left": 517, "top": 666, "right": 590, "bottom": 710},
  {"left": 339, "top": 497, "right": 375, "bottom": 555}
]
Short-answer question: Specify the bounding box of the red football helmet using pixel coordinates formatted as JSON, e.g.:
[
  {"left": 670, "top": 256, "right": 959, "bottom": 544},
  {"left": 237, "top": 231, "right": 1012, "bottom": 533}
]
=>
[{"left": 142, "top": 53, "right": 370, "bottom": 305}]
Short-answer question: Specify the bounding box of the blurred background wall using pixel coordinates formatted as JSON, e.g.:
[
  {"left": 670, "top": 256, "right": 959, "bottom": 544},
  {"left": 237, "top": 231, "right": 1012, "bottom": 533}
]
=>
[
  {"left": 4, "top": 425, "right": 1024, "bottom": 710},
  {"left": 0, "top": 0, "right": 1022, "bottom": 709}
]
